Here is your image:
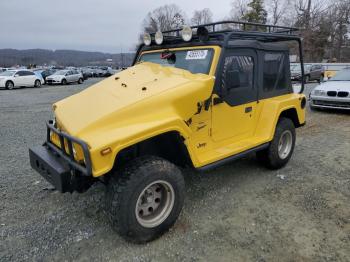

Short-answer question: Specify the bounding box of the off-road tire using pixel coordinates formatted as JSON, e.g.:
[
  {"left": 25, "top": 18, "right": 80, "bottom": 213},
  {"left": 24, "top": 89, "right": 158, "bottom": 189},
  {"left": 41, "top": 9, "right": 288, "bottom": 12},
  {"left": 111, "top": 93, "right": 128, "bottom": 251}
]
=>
[
  {"left": 5, "top": 81, "right": 14, "bottom": 90},
  {"left": 105, "top": 156, "right": 185, "bottom": 243},
  {"left": 61, "top": 79, "right": 67, "bottom": 85},
  {"left": 78, "top": 78, "right": 83, "bottom": 84},
  {"left": 256, "top": 117, "right": 295, "bottom": 169},
  {"left": 34, "top": 80, "right": 41, "bottom": 88}
]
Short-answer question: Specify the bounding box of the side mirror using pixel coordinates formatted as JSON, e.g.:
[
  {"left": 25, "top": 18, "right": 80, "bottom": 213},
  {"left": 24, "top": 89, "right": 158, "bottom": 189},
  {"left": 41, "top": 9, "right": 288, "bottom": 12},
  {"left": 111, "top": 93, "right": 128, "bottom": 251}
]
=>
[
  {"left": 225, "top": 69, "right": 240, "bottom": 91},
  {"left": 14, "top": 74, "right": 19, "bottom": 77}
]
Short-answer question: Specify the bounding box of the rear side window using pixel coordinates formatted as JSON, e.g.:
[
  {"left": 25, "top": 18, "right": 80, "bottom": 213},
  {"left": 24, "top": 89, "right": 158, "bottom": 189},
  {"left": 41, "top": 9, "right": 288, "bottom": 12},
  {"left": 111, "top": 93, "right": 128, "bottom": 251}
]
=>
[{"left": 263, "top": 52, "right": 289, "bottom": 93}]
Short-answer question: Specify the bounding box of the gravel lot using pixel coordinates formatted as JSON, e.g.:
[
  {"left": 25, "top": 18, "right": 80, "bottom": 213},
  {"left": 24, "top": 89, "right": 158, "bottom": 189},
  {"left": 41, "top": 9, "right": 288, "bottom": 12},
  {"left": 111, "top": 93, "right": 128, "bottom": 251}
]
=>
[{"left": 1, "top": 79, "right": 349, "bottom": 261}]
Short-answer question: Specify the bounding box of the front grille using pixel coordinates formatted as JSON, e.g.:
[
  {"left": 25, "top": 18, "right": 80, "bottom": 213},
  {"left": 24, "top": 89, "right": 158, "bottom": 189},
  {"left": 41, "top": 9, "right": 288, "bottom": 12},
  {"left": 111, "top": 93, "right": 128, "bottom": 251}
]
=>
[
  {"left": 327, "top": 91, "right": 337, "bottom": 97},
  {"left": 337, "top": 91, "right": 349, "bottom": 97},
  {"left": 326, "top": 90, "right": 349, "bottom": 97},
  {"left": 313, "top": 100, "right": 350, "bottom": 108}
]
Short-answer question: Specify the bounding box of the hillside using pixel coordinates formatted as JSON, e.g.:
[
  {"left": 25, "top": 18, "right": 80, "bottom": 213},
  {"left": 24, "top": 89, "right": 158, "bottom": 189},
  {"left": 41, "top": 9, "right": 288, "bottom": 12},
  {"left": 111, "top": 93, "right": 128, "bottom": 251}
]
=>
[{"left": 0, "top": 49, "right": 135, "bottom": 67}]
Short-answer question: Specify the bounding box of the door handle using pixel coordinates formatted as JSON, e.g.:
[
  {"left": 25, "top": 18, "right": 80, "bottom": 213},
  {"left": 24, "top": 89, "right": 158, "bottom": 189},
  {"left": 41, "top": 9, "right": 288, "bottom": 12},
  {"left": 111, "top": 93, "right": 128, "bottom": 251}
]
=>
[{"left": 245, "top": 106, "right": 252, "bottom": 113}]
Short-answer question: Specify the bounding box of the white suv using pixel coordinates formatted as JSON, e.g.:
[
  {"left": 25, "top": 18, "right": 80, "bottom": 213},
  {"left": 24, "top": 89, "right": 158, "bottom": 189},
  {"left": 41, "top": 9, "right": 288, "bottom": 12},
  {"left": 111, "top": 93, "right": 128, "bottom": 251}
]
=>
[{"left": 0, "top": 70, "right": 44, "bottom": 90}]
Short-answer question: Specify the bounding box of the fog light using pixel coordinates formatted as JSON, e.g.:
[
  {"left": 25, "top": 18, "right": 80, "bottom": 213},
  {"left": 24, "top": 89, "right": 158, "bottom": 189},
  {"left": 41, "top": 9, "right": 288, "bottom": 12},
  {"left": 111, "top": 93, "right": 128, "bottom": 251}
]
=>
[
  {"left": 155, "top": 31, "right": 163, "bottom": 45},
  {"left": 143, "top": 33, "right": 151, "bottom": 46},
  {"left": 181, "top": 25, "right": 192, "bottom": 42}
]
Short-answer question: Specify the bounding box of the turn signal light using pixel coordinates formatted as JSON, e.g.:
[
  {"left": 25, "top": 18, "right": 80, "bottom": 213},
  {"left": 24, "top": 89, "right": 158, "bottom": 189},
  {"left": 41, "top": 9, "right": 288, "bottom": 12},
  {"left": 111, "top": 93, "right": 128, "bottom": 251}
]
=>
[{"left": 101, "top": 147, "right": 112, "bottom": 156}]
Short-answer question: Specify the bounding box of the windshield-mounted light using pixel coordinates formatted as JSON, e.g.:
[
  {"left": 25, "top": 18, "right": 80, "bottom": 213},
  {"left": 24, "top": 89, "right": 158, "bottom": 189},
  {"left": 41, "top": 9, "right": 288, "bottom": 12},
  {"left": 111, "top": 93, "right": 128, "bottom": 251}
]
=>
[
  {"left": 143, "top": 33, "right": 151, "bottom": 46},
  {"left": 181, "top": 25, "right": 192, "bottom": 42},
  {"left": 155, "top": 31, "right": 163, "bottom": 45}
]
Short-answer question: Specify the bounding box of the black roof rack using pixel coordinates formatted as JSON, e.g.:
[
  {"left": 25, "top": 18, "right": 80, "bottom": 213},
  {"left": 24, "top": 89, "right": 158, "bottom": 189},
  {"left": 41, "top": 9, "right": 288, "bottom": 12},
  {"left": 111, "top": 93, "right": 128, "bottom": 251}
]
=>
[
  {"left": 135, "top": 20, "right": 305, "bottom": 93},
  {"left": 149, "top": 20, "right": 300, "bottom": 43}
]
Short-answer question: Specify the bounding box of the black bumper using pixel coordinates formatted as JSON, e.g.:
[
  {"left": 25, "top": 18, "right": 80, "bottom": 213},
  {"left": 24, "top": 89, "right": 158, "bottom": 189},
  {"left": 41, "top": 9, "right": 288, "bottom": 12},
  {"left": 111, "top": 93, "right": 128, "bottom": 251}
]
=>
[
  {"left": 29, "top": 145, "right": 72, "bottom": 193},
  {"left": 29, "top": 121, "right": 93, "bottom": 193}
]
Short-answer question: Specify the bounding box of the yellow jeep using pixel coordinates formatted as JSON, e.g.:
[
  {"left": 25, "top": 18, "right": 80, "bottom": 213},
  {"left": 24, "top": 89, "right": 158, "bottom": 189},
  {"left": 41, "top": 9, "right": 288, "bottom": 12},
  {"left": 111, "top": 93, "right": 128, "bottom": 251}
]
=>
[{"left": 29, "top": 21, "right": 306, "bottom": 243}]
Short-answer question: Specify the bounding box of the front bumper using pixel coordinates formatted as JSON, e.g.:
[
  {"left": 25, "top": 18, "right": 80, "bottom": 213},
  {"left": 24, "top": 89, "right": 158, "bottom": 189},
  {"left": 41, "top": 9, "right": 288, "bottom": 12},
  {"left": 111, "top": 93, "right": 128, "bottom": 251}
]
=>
[
  {"left": 29, "top": 121, "right": 93, "bottom": 193},
  {"left": 46, "top": 79, "right": 61, "bottom": 84},
  {"left": 310, "top": 96, "right": 350, "bottom": 110}
]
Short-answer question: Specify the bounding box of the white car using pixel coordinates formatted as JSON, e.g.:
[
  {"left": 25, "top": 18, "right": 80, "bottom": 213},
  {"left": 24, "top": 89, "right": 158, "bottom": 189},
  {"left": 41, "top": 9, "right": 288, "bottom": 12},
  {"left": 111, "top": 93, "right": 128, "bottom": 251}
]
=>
[
  {"left": 309, "top": 68, "right": 350, "bottom": 110},
  {"left": 0, "top": 70, "right": 44, "bottom": 90},
  {"left": 46, "top": 70, "right": 84, "bottom": 85}
]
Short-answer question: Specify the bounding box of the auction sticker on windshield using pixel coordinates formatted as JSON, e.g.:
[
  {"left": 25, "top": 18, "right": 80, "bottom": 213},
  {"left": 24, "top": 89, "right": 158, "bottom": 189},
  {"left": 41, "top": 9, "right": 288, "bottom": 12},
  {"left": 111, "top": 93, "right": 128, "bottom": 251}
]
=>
[{"left": 186, "top": 50, "right": 208, "bottom": 60}]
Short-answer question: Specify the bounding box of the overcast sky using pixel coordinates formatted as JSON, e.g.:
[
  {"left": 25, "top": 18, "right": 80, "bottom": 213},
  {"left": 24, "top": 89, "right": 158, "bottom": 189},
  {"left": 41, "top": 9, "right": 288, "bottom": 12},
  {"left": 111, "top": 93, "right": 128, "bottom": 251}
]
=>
[{"left": 0, "top": 0, "right": 232, "bottom": 53}]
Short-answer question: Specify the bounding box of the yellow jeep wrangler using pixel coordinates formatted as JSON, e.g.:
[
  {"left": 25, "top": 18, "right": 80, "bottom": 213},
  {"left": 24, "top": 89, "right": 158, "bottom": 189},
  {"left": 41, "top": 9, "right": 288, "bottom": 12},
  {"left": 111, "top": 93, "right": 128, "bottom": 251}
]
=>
[{"left": 29, "top": 21, "right": 306, "bottom": 243}]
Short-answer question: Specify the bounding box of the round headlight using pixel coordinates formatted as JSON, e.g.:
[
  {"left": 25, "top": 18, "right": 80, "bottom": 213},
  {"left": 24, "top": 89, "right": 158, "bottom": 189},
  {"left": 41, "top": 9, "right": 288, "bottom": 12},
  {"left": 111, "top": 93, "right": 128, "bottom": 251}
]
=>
[
  {"left": 155, "top": 31, "right": 163, "bottom": 45},
  {"left": 143, "top": 33, "right": 151, "bottom": 46},
  {"left": 181, "top": 25, "right": 192, "bottom": 42}
]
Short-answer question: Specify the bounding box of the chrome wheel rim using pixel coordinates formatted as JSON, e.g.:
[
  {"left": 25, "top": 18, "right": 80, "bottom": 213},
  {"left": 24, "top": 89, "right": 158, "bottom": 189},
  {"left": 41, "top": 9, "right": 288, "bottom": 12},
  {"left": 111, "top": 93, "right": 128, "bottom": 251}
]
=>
[
  {"left": 278, "top": 130, "right": 293, "bottom": 159},
  {"left": 135, "top": 180, "right": 175, "bottom": 228}
]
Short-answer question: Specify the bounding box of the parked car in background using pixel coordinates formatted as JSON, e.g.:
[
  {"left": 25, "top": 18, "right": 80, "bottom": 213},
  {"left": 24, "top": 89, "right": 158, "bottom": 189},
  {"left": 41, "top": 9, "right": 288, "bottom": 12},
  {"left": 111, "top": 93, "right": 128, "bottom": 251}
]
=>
[
  {"left": 40, "top": 69, "right": 57, "bottom": 83},
  {"left": 291, "top": 64, "right": 324, "bottom": 83},
  {"left": 0, "top": 70, "right": 44, "bottom": 89},
  {"left": 46, "top": 70, "right": 84, "bottom": 85},
  {"left": 309, "top": 68, "right": 350, "bottom": 110}
]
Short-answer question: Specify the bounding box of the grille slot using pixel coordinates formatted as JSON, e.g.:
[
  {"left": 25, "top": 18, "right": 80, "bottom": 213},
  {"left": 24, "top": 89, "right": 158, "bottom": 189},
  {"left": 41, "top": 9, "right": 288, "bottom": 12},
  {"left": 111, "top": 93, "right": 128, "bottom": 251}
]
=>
[
  {"left": 327, "top": 91, "right": 337, "bottom": 97},
  {"left": 337, "top": 91, "right": 349, "bottom": 97}
]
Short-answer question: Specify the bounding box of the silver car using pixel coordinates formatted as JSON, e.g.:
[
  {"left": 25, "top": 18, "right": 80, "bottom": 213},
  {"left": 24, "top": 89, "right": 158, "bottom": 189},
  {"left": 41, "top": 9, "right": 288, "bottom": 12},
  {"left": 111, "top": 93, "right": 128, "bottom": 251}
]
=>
[
  {"left": 46, "top": 70, "right": 83, "bottom": 85},
  {"left": 309, "top": 68, "right": 350, "bottom": 110}
]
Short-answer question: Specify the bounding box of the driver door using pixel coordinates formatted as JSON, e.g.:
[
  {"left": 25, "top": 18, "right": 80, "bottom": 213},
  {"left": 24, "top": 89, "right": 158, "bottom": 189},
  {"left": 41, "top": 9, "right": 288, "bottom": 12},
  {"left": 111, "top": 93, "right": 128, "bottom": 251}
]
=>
[{"left": 211, "top": 49, "right": 258, "bottom": 143}]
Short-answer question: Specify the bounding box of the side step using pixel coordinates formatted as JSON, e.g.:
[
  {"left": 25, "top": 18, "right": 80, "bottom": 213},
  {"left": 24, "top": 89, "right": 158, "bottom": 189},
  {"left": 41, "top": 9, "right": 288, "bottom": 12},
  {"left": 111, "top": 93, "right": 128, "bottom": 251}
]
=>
[{"left": 197, "top": 143, "right": 269, "bottom": 172}]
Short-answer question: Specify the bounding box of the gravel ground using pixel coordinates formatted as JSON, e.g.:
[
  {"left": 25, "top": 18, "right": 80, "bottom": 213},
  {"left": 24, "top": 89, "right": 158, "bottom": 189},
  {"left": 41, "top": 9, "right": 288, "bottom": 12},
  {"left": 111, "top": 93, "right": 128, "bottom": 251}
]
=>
[{"left": 0, "top": 79, "right": 349, "bottom": 262}]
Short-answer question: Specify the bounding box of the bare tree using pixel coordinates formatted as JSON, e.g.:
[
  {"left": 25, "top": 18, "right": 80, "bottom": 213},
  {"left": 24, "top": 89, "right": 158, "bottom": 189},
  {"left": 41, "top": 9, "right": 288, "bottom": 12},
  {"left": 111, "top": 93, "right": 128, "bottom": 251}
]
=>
[
  {"left": 266, "top": 0, "right": 292, "bottom": 25},
  {"left": 229, "top": 0, "right": 250, "bottom": 20},
  {"left": 142, "top": 4, "right": 187, "bottom": 33},
  {"left": 191, "top": 8, "right": 213, "bottom": 26}
]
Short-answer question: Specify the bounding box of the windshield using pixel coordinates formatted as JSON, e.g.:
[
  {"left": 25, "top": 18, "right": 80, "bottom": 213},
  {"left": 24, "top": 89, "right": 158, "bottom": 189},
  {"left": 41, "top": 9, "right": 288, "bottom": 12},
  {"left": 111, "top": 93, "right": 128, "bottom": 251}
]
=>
[
  {"left": 53, "top": 70, "right": 68, "bottom": 75},
  {"left": 329, "top": 69, "right": 350, "bottom": 81},
  {"left": 138, "top": 49, "right": 214, "bottom": 74},
  {"left": 0, "top": 71, "right": 15, "bottom": 76}
]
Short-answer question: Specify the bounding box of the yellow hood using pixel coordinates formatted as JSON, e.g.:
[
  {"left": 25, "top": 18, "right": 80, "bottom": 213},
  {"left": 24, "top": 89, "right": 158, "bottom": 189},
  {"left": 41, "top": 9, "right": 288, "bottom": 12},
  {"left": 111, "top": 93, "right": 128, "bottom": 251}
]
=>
[{"left": 53, "top": 62, "right": 214, "bottom": 148}]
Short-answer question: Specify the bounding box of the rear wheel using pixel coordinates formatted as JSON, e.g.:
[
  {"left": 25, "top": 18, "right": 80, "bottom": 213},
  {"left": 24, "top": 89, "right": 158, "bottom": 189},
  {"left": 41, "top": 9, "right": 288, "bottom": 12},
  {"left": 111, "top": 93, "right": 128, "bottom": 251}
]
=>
[
  {"left": 34, "top": 80, "right": 41, "bottom": 88},
  {"left": 5, "top": 81, "right": 14, "bottom": 90},
  {"left": 61, "top": 79, "right": 67, "bottom": 85},
  {"left": 105, "top": 156, "right": 185, "bottom": 243},
  {"left": 256, "top": 117, "right": 295, "bottom": 169},
  {"left": 304, "top": 75, "right": 310, "bottom": 83}
]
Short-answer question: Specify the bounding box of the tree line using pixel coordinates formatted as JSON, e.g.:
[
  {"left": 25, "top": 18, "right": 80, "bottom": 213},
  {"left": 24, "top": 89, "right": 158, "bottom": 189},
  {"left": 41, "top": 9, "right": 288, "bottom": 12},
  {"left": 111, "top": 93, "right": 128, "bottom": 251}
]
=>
[{"left": 141, "top": 0, "right": 350, "bottom": 62}]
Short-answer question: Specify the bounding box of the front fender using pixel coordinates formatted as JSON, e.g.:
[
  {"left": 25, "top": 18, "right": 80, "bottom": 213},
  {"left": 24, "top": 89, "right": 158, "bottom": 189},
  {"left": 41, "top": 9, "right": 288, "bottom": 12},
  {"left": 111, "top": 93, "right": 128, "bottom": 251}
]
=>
[{"left": 89, "top": 118, "right": 193, "bottom": 177}]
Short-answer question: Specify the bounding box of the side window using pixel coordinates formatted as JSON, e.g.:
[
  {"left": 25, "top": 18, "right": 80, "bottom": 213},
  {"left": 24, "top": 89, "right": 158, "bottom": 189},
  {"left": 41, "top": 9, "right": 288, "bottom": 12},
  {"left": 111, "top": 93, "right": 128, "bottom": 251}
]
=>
[
  {"left": 222, "top": 56, "right": 254, "bottom": 91},
  {"left": 219, "top": 53, "right": 256, "bottom": 106},
  {"left": 25, "top": 71, "right": 35, "bottom": 76},
  {"left": 263, "top": 52, "right": 289, "bottom": 93},
  {"left": 17, "top": 71, "right": 26, "bottom": 76}
]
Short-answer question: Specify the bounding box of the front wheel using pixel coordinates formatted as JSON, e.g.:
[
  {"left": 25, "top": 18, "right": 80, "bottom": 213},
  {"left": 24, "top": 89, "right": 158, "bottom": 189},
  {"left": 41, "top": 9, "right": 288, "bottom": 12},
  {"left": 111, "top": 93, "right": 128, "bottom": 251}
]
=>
[
  {"left": 61, "top": 79, "right": 67, "bottom": 85},
  {"left": 78, "top": 78, "right": 83, "bottom": 84},
  {"left": 256, "top": 117, "right": 296, "bottom": 169},
  {"left": 105, "top": 156, "right": 185, "bottom": 243}
]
